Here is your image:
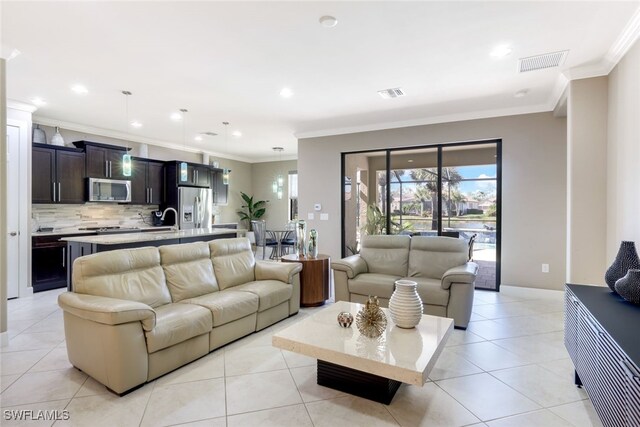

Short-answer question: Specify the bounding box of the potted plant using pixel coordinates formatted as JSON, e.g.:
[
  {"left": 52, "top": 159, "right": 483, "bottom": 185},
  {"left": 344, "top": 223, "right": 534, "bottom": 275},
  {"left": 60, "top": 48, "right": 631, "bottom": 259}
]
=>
[{"left": 237, "top": 192, "right": 268, "bottom": 244}]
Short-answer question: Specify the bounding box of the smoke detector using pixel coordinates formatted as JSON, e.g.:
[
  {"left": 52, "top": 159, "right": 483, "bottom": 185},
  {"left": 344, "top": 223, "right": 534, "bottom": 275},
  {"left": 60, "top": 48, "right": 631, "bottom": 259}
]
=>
[
  {"left": 377, "top": 88, "right": 405, "bottom": 99},
  {"left": 518, "top": 50, "right": 569, "bottom": 73}
]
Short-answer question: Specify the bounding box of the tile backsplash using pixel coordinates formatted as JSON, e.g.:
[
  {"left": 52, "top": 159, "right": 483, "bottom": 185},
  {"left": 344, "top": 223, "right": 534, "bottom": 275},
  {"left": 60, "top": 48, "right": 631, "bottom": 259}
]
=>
[{"left": 32, "top": 204, "right": 160, "bottom": 232}]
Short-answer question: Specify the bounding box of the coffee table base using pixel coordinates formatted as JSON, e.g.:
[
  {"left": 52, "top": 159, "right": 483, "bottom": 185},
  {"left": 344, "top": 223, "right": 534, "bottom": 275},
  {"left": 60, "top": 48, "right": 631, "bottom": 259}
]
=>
[{"left": 317, "top": 360, "right": 402, "bottom": 405}]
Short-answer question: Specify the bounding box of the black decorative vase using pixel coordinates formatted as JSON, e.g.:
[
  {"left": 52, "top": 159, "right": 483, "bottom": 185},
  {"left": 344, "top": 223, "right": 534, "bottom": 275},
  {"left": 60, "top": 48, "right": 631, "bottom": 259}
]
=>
[
  {"left": 615, "top": 269, "right": 640, "bottom": 304},
  {"left": 605, "top": 241, "right": 640, "bottom": 293}
]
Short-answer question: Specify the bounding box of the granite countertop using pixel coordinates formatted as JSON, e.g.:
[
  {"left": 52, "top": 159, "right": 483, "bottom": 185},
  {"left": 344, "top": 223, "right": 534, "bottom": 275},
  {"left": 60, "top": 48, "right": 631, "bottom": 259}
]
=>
[
  {"left": 60, "top": 227, "right": 247, "bottom": 245},
  {"left": 31, "top": 226, "right": 174, "bottom": 237}
]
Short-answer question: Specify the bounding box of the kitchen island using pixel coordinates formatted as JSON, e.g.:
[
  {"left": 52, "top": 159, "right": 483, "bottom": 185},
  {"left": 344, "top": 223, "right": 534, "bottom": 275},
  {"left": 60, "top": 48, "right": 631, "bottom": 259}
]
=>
[{"left": 61, "top": 226, "right": 246, "bottom": 290}]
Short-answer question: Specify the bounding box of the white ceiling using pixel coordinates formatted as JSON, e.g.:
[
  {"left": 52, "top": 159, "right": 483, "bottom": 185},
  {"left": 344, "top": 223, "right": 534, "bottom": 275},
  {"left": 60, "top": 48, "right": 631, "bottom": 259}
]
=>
[{"left": 3, "top": 1, "right": 639, "bottom": 162}]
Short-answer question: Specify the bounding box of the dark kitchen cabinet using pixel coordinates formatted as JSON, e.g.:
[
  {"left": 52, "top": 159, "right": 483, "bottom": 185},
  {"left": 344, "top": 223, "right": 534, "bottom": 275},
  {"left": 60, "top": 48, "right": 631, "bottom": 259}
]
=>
[
  {"left": 32, "top": 233, "right": 95, "bottom": 292},
  {"left": 131, "top": 158, "right": 164, "bottom": 205},
  {"left": 211, "top": 169, "right": 228, "bottom": 205},
  {"left": 32, "top": 144, "right": 85, "bottom": 204},
  {"left": 73, "top": 140, "right": 131, "bottom": 179},
  {"left": 165, "top": 161, "right": 211, "bottom": 188}
]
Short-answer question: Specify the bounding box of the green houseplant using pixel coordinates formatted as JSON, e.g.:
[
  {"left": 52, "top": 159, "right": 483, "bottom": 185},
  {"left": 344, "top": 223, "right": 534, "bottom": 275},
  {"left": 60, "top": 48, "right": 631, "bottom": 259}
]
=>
[{"left": 237, "top": 192, "right": 267, "bottom": 231}]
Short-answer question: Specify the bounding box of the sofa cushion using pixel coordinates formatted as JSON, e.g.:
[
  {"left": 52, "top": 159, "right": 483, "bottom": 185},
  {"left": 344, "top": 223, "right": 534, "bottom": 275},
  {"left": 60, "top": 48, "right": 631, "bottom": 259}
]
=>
[
  {"left": 408, "top": 236, "right": 468, "bottom": 279},
  {"left": 348, "top": 273, "right": 400, "bottom": 299},
  {"left": 411, "top": 277, "right": 451, "bottom": 307},
  {"left": 145, "top": 303, "right": 212, "bottom": 353},
  {"left": 360, "top": 235, "right": 410, "bottom": 277},
  {"left": 159, "top": 242, "right": 219, "bottom": 302},
  {"left": 72, "top": 246, "right": 171, "bottom": 308},
  {"left": 209, "top": 238, "right": 256, "bottom": 290},
  {"left": 181, "top": 290, "right": 259, "bottom": 327},
  {"left": 232, "top": 280, "right": 293, "bottom": 312}
]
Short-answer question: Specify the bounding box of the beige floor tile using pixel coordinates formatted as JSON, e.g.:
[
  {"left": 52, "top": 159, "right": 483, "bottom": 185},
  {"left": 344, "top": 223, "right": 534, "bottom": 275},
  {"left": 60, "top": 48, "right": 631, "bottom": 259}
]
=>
[
  {"left": 1, "top": 398, "right": 70, "bottom": 427},
  {"left": 29, "top": 348, "right": 73, "bottom": 373},
  {"left": 224, "top": 344, "right": 287, "bottom": 376},
  {"left": 492, "top": 332, "right": 568, "bottom": 364},
  {"left": 305, "top": 395, "right": 399, "bottom": 427},
  {"left": 223, "top": 328, "right": 274, "bottom": 351},
  {"left": 154, "top": 351, "right": 224, "bottom": 387},
  {"left": 0, "top": 349, "right": 49, "bottom": 375},
  {"left": 474, "top": 290, "right": 523, "bottom": 304},
  {"left": 0, "top": 368, "right": 87, "bottom": 407},
  {"left": 548, "top": 400, "right": 604, "bottom": 427},
  {"left": 387, "top": 382, "right": 480, "bottom": 427},
  {"left": 73, "top": 377, "right": 112, "bottom": 398},
  {"left": 140, "top": 379, "right": 225, "bottom": 427},
  {"left": 225, "top": 370, "right": 302, "bottom": 415},
  {"left": 467, "top": 320, "right": 526, "bottom": 340},
  {"left": 537, "top": 357, "right": 577, "bottom": 380},
  {"left": 21, "top": 316, "right": 65, "bottom": 334},
  {"left": 282, "top": 350, "right": 316, "bottom": 368},
  {"left": 170, "top": 417, "right": 226, "bottom": 427},
  {"left": 58, "top": 385, "right": 152, "bottom": 427},
  {"left": 469, "top": 312, "right": 488, "bottom": 321},
  {"left": 486, "top": 409, "right": 573, "bottom": 427},
  {"left": 428, "top": 347, "right": 483, "bottom": 380},
  {"left": 1, "top": 331, "right": 66, "bottom": 353},
  {"left": 1, "top": 374, "right": 21, "bottom": 393},
  {"left": 227, "top": 404, "right": 313, "bottom": 427},
  {"left": 289, "top": 365, "right": 346, "bottom": 402},
  {"left": 444, "top": 329, "right": 486, "bottom": 347},
  {"left": 490, "top": 365, "right": 587, "bottom": 407},
  {"left": 436, "top": 373, "right": 540, "bottom": 421},
  {"left": 450, "top": 341, "right": 530, "bottom": 372}
]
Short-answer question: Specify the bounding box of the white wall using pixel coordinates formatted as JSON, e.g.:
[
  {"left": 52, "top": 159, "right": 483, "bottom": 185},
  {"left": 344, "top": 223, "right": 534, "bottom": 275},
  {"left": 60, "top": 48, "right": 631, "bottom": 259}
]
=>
[
  {"left": 298, "top": 112, "right": 567, "bottom": 290},
  {"left": 607, "top": 39, "right": 640, "bottom": 261}
]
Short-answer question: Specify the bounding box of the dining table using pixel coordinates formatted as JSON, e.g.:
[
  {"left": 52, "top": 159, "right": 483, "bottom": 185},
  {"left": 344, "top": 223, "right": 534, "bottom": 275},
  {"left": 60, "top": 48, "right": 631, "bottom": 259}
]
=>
[{"left": 266, "top": 229, "right": 295, "bottom": 259}]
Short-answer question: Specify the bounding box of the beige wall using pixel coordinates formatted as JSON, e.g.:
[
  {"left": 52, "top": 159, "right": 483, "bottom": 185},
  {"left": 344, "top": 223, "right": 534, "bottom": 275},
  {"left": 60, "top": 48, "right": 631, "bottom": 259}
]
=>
[
  {"left": 607, "top": 40, "right": 640, "bottom": 262},
  {"left": 299, "top": 112, "right": 567, "bottom": 290},
  {"left": 567, "top": 77, "right": 608, "bottom": 285},
  {"left": 1, "top": 59, "right": 7, "bottom": 336},
  {"left": 250, "top": 160, "right": 297, "bottom": 229}
]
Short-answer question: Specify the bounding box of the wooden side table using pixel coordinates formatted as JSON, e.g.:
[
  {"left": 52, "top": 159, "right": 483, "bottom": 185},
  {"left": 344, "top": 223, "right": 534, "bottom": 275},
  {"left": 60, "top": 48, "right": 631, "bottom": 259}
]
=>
[{"left": 281, "top": 254, "right": 330, "bottom": 307}]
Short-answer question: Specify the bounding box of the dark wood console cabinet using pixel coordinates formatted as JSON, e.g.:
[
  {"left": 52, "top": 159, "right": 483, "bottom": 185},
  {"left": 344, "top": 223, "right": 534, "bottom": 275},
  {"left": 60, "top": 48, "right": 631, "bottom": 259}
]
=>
[{"left": 565, "top": 284, "right": 640, "bottom": 427}]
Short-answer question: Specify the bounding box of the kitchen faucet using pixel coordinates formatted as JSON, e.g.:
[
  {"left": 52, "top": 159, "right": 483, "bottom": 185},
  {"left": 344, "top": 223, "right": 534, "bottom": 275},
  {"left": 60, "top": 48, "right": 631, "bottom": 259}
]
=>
[{"left": 161, "top": 208, "right": 179, "bottom": 231}]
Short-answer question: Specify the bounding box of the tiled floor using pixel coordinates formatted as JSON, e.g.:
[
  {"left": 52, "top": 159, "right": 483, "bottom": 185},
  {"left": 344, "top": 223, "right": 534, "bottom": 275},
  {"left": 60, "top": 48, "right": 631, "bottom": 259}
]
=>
[{"left": 0, "top": 285, "right": 604, "bottom": 427}]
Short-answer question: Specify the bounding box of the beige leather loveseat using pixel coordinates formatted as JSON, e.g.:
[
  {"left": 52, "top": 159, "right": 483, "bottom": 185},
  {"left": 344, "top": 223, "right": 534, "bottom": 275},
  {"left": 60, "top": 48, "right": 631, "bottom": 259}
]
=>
[
  {"left": 58, "top": 238, "right": 302, "bottom": 394},
  {"left": 332, "top": 235, "right": 478, "bottom": 329}
]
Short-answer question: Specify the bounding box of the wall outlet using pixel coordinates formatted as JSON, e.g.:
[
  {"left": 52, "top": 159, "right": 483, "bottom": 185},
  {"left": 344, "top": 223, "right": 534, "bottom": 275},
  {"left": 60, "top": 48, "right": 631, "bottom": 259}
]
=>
[{"left": 542, "top": 263, "right": 549, "bottom": 273}]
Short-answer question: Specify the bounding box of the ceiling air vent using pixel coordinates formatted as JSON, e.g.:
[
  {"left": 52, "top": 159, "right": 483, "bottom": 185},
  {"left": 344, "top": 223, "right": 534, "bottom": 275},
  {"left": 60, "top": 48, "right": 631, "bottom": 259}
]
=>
[
  {"left": 518, "top": 50, "right": 568, "bottom": 73},
  {"left": 377, "top": 88, "right": 405, "bottom": 99},
  {"left": 201, "top": 132, "right": 218, "bottom": 137}
]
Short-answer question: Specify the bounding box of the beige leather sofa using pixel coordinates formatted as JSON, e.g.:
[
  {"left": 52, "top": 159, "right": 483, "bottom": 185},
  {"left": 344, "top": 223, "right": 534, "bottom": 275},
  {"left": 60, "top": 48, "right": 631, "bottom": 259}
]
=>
[
  {"left": 332, "top": 235, "right": 478, "bottom": 329},
  {"left": 58, "top": 238, "right": 302, "bottom": 394}
]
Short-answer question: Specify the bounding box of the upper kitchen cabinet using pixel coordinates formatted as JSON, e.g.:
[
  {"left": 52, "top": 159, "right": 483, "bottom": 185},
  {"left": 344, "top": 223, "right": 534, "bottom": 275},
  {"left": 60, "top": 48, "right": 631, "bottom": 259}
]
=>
[
  {"left": 73, "top": 140, "right": 131, "bottom": 179},
  {"left": 32, "top": 144, "right": 85, "bottom": 204},
  {"left": 130, "top": 158, "right": 164, "bottom": 205},
  {"left": 210, "top": 168, "right": 229, "bottom": 205},
  {"left": 165, "top": 161, "right": 211, "bottom": 188}
]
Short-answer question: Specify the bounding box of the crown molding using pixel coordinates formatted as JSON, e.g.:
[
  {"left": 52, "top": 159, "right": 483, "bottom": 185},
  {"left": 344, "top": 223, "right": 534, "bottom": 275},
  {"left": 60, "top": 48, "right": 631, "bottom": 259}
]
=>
[
  {"left": 605, "top": 5, "right": 640, "bottom": 71},
  {"left": 32, "top": 115, "right": 255, "bottom": 163},
  {"left": 295, "top": 103, "right": 552, "bottom": 139},
  {"left": 7, "top": 99, "right": 37, "bottom": 113}
]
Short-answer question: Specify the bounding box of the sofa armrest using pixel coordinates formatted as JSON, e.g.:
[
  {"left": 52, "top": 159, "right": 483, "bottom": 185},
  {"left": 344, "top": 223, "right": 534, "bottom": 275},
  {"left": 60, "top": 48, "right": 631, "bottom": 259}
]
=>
[
  {"left": 441, "top": 262, "right": 479, "bottom": 290},
  {"left": 332, "top": 255, "right": 368, "bottom": 279},
  {"left": 58, "top": 292, "right": 156, "bottom": 331},
  {"left": 255, "top": 260, "right": 302, "bottom": 284}
]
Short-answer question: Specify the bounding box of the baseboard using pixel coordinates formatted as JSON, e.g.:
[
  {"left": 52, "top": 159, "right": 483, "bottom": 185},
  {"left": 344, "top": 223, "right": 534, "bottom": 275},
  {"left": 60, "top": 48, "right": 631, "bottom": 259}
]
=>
[
  {"left": 20, "top": 286, "right": 34, "bottom": 298},
  {"left": 0, "top": 331, "right": 9, "bottom": 347}
]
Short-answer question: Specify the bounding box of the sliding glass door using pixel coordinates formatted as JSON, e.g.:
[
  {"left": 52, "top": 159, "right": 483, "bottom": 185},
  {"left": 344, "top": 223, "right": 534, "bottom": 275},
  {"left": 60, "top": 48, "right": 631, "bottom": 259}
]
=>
[{"left": 341, "top": 140, "right": 501, "bottom": 291}]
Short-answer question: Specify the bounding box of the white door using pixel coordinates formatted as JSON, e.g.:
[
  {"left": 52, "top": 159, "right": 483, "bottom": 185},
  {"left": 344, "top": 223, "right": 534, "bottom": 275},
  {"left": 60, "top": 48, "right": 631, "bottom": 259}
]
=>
[{"left": 6, "top": 125, "right": 20, "bottom": 299}]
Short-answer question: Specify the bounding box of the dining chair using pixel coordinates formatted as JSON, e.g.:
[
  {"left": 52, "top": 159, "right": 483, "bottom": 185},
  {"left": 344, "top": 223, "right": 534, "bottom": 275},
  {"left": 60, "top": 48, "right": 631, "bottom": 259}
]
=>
[
  {"left": 281, "top": 221, "right": 297, "bottom": 255},
  {"left": 251, "top": 220, "right": 277, "bottom": 259}
]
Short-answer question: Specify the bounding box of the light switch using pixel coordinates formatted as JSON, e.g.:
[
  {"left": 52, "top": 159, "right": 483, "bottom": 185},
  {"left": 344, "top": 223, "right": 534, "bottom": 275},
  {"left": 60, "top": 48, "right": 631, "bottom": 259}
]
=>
[
  {"left": 320, "top": 213, "right": 329, "bottom": 221},
  {"left": 307, "top": 213, "right": 315, "bottom": 220}
]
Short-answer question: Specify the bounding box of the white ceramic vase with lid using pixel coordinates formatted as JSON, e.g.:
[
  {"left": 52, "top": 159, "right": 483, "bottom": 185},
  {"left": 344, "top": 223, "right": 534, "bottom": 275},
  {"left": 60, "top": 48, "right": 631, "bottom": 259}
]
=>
[{"left": 389, "top": 280, "right": 423, "bottom": 328}]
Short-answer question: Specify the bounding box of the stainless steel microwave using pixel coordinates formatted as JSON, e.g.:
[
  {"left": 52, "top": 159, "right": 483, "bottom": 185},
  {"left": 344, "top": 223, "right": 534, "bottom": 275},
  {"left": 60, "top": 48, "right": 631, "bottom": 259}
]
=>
[{"left": 87, "top": 178, "right": 131, "bottom": 202}]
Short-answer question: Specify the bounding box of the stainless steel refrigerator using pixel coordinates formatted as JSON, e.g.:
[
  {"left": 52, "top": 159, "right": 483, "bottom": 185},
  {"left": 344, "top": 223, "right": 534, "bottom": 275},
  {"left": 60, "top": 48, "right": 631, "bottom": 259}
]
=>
[{"left": 178, "top": 187, "right": 213, "bottom": 229}]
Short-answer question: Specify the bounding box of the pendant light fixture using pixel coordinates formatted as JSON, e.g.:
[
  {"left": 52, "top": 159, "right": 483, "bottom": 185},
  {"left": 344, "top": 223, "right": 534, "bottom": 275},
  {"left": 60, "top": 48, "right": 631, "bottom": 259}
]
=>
[
  {"left": 222, "top": 122, "right": 230, "bottom": 185},
  {"left": 179, "top": 109, "right": 188, "bottom": 182},
  {"left": 121, "top": 91, "right": 132, "bottom": 177},
  {"left": 272, "top": 147, "right": 284, "bottom": 200}
]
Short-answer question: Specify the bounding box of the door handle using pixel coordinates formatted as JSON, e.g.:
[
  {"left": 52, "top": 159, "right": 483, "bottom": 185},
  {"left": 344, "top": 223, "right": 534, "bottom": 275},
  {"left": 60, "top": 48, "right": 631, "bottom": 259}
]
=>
[
  {"left": 109, "top": 161, "right": 112, "bottom": 177},
  {"left": 193, "top": 170, "right": 196, "bottom": 183},
  {"left": 150, "top": 188, "right": 153, "bottom": 203},
  {"left": 62, "top": 247, "right": 66, "bottom": 268},
  {"left": 9, "top": 232, "right": 17, "bottom": 236},
  {"left": 58, "top": 182, "right": 61, "bottom": 202},
  {"left": 146, "top": 188, "right": 149, "bottom": 203},
  {"left": 52, "top": 182, "right": 56, "bottom": 202},
  {"left": 105, "top": 161, "right": 109, "bottom": 177}
]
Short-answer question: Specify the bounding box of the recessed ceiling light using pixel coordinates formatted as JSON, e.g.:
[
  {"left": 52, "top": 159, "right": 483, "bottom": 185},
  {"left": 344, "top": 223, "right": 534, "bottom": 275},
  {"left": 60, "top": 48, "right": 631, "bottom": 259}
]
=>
[
  {"left": 130, "top": 121, "right": 143, "bottom": 128},
  {"left": 170, "top": 112, "right": 182, "bottom": 121},
  {"left": 319, "top": 16, "right": 338, "bottom": 28},
  {"left": 232, "top": 131, "right": 242, "bottom": 138},
  {"left": 7, "top": 49, "right": 21, "bottom": 61},
  {"left": 280, "top": 88, "right": 294, "bottom": 98},
  {"left": 407, "top": 159, "right": 414, "bottom": 163},
  {"left": 490, "top": 45, "right": 512, "bottom": 58},
  {"left": 514, "top": 89, "right": 529, "bottom": 98},
  {"left": 194, "top": 135, "right": 203, "bottom": 142},
  {"left": 71, "top": 84, "right": 88, "bottom": 95},
  {"left": 31, "top": 97, "right": 46, "bottom": 107}
]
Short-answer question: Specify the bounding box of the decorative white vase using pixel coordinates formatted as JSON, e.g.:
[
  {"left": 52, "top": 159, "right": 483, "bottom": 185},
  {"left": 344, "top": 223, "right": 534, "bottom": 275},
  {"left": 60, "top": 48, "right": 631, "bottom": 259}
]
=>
[
  {"left": 50, "top": 126, "right": 65, "bottom": 146},
  {"left": 389, "top": 280, "right": 423, "bottom": 328}
]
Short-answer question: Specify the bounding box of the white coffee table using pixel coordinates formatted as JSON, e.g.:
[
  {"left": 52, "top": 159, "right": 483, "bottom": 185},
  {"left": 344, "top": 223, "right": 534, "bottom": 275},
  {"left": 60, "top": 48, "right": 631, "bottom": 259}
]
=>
[{"left": 272, "top": 301, "right": 453, "bottom": 404}]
